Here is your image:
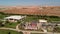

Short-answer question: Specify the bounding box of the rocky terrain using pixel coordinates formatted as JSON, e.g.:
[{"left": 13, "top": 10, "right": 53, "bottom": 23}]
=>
[{"left": 0, "top": 6, "right": 60, "bottom": 16}]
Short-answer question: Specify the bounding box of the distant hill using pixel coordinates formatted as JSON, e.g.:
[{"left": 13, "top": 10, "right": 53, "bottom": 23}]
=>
[{"left": 0, "top": 6, "right": 60, "bottom": 16}]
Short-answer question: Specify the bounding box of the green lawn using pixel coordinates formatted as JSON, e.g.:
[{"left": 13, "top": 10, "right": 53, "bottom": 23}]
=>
[
  {"left": 0, "top": 29, "right": 23, "bottom": 34},
  {"left": 0, "top": 14, "right": 6, "bottom": 19},
  {"left": 4, "top": 23, "right": 19, "bottom": 29},
  {"left": 24, "top": 16, "right": 39, "bottom": 22},
  {"left": 24, "top": 16, "right": 60, "bottom": 22}
]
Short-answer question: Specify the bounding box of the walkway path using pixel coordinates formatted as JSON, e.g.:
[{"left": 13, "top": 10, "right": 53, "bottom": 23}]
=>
[{"left": 16, "top": 24, "right": 20, "bottom": 30}]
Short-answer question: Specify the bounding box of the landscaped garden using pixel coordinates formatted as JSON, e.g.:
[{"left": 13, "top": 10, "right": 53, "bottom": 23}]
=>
[{"left": 4, "top": 22, "right": 19, "bottom": 28}]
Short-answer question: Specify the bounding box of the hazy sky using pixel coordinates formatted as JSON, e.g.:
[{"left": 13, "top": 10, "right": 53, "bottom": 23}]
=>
[{"left": 0, "top": 0, "right": 60, "bottom": 6}]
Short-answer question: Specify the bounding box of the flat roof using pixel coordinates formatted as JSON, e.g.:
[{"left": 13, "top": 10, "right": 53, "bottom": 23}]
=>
[{"left": 4, "top": 15, "right": 26, "bottom": 20}]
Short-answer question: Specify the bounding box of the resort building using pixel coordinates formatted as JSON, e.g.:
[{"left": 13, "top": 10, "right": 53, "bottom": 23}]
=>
[
  {"left": 4, "top": 15, "right": 26, "bottom": 22},
  {"left": 22, "top": 19, "right": 47, "bottom": 31},
  {"left": 24, "top": 22, "right": 38, "bottom": 30}
]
